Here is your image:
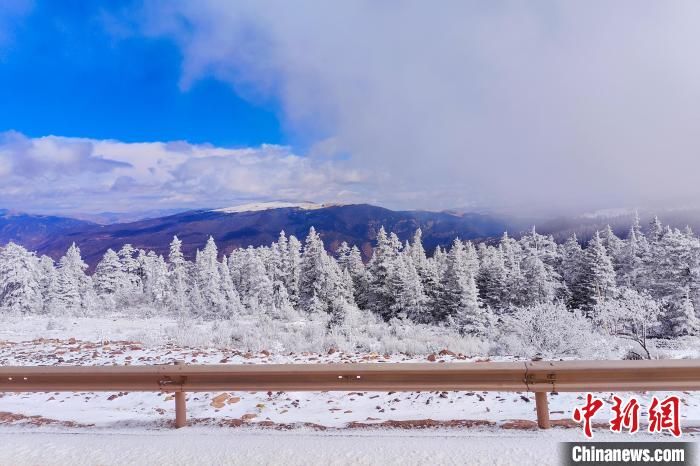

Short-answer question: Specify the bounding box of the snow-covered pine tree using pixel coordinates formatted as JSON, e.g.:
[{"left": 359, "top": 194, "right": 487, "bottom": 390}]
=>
[
  {"left": 558, "top": 234, "right": 584, "bottom": 307},
  {"left": 167, "top": 236, "right": 190, "bottom": 315},
  {"left": 298, "top": 227, "right": 351, "bottom": 319},
  {"left": 218, "top": 257, "right": 242, "bottom": 317},
  {"left": 94, "top": 249, "right": 127, "bottom": 295},
  {"left": 0, "top": 242, "right": 43, "bottom": 313},
  {"left": 440, "top": 238, "right": 489, "bottom": 334},
  {"left": 617, "top": 226, "right": 642, "bottom": 289},
  {"left": 337, "top": 241, "right": 370, "bottom": 309},
  {"left": 239, "top": 246, "right": 274, "bottom": 313},
  {"left": 274, "top": 231, "right": 290, "bottom": 287},
  {"left": 49, "top": 243, "right": 94, "bottom": 315},
  {"left": 118, "top": 244, "right": 141, "bottom": 291},
  {"left": 648, "top": 216, "right": 665, "bottom": 244},
  {"left": 38, "top": 255, "right": 56, "bottom": 314},
  {"left": 520, "top": 250, "right": 557, "bottom": 306},
  {"left": 299, "top": 227, "right": 329, "bottom": 313},
  {"left": 366, "top": 227, "right": 402, "bottom": 320},
  {"left": 432, "top": 245, "right": 448, "bottom": 277},
  {"left": 663, "top": 287, "right": 699, "bottom": 337},
  {"left": 477, "top": 243, "right": 507, "bottom": 313},
  {"left": 499, "top": 232, "right": 526, "bottom": 307},
  {"left": 519, "top": 227, "right": 560, "bottom": 269},
  {"left": 580, "top": 231, "right": 617, "bottom": 314},
  {"left": 286, "top": 234, "right": 302, "bottom": 307},
  {"left": 409, "top": 228, "right": 429, "bottom": 272},
  {"left": 600, "top": 225, "right": 624, "bottom": 269},
  {"left": 194, "top": 236, "right": 225, "bottom": 318},
  {"left": 406, "top": 229, "right": 441, "bottom": 323},
  {"left": 269, "top": 238, "right": 292, "bottom": 316},
  {"left": 140, "top": 251, "right": 170, "bottom": 310},
  {"left": 387, "top": 252, "right": 426, "bottom": 321}
]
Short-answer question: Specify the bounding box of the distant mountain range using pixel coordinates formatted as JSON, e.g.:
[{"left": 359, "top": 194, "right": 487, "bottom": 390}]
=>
[
  {"left": 3, "top": 202, "right": 700, "bottom": 268},
  {"left": 0, "top": 203, "right": 520, "bottom": 268}
]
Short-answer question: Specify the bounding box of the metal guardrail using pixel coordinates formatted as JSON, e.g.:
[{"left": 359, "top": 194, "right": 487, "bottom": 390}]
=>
[{"left": 2, "top": 359, "right": 699, "bottom": 428}]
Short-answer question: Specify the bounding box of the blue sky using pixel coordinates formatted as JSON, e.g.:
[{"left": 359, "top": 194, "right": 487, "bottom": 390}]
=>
[
  {"left": 0, "top": 1, "right": 283, "bottom": 147},
  {"left": 1, "top": 1, "right": 700, "bottom": 215}
]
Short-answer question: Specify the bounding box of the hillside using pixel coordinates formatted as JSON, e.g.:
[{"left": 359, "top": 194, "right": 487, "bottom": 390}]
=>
[{"left": 0, "top": 203, "right": 517, "bottom": 266}]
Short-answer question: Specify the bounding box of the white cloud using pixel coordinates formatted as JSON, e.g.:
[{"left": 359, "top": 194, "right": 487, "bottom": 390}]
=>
[
  {"left": 138, "top": 0, "right": 700, "bottom": 213},
  {"left": 0, "top": 131, "right": 369, "bottom": 214}
]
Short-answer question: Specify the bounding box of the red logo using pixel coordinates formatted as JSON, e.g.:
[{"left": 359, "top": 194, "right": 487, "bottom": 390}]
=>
[
  {"left": 610, "top": 395, "right": 640, "bottom": 434},
  {"left": 573, "top": 394, "right": 604, "bottom": 438},
  {"left": 572, "top": 394, "right": 682, "bottom": 438},
  {"left": 648, "top": 395, "right": 681, "bottom": 437}
]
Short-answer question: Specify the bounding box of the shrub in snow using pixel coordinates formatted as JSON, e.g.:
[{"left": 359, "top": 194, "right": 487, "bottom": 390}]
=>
[{"left": 497, "top": 302, "right": 611, "bottom": 359}]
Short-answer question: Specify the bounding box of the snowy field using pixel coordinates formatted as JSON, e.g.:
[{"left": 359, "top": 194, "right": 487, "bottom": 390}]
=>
[
  {"left": 1, "top": 316, "right": 698, "bottom": 465},
  {"left": 1, "top": 428, "right": 695, "bottom": 466}
]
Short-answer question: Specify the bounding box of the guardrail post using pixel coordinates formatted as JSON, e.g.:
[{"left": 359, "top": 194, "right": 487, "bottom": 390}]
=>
[
  {"left": 535, "top": 391, "right": 550, "bottom": 429},
  {"left": 174, "top": 361, "right": 187, "bottom": 428}
]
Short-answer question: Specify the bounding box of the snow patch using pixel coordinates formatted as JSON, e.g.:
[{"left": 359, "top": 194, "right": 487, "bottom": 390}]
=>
[
  {"left": 213, "top": 201, "right": 346, "bottom": 214},
  {"left": 579, "top": 208, "right": 635, "bottom": 219}
]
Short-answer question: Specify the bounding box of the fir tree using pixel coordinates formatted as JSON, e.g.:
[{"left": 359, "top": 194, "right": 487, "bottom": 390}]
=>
[
  {"left": 440, "top": 239, "right": 488, "bottom": 334},
  {"left": 94, "top": 249, "right": 126, "bottom": 295},
  {"left": 580, "top": 231, "right": 617, "bottom": 313},
  {"left": 0, "top": 242, "right": 43, "bottom": 313}
]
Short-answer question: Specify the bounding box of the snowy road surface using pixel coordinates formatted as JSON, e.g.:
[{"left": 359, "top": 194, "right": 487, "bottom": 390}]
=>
[{"left": 1, "top": 428, "right": 693, "bottom": 466}]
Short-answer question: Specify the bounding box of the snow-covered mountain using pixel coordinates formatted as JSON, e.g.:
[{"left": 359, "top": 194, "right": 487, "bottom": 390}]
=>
[
  {"left": 213, "top": 201, "right": 347, "bottom": 214},
  {"left": 5, "top": 202, "right": 700, "bottom": 268},
  {"left": 0, "top": 203, "right": 517, "bottom": 267}
]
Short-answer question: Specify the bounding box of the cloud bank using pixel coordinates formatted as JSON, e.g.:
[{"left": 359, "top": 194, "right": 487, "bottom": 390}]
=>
[
  {"left": 0, "top": 131, "right": 366, "bottom": 215},
  {"left": 137, "top": 0, "right": 700, "bottom": 213}
]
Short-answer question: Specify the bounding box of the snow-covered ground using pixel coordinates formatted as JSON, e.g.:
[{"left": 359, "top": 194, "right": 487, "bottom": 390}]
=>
[
  {"left": 1, "top": 317, "right": 697, "bottom": 465},
  {"left": 1, "top": 427, "right": 694, "bottom": 466}
]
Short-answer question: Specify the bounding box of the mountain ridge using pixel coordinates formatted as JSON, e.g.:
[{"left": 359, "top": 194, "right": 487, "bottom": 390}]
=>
[
  {"left": 4, "top": 202, "right": 700, "bottom": 269},
  {"left": 0, "top": 203, "right": 518, "bottom": 268}
]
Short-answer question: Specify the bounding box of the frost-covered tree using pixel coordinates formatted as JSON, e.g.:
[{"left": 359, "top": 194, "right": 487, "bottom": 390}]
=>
[
  {"left": 579, "top": 231, "right": 617, "bottom": 313},
  {"left": 11, "top": 214, "right": 700, "bottom": 349},
  {"left": 337, "top": 241, "right": 370, "bottom": 309},
  {"left": 477, "top": 243, "right": 507, "bottom": 313},
  {"left": 648, "top": 216, "right": 665, "bottom": 244},
  {"left": 118, "top": 244, "right": 141, "bottom": 291},
  {"left": 239, "top": 246, "right": 274, "bottom": 313},
  {"left": 440, "top": 239, "right": 489, "bottom": 335},
  {"left": 499, "top": 232, "right": 526, "bottom": 307},
  {"left": 48, "top": 243, "right": 94, "bottom": 314},
  {"left": 218, "top": 257, "right": 242, "bottom": 317},
  {"left": 297, "top": 227, "right": 352, "bottom": 323},
  {"left": 663, "top": 287, "right": 699, "bottom": 337},
  {"left": 367, "top": 227, "right": 402, "bottom": 320},
  {"left": 557, "top": 235, "right": 583, "bottom": 305},
  {"left": 167, "top": 236, "right": 190, "bottom": 314},
  {"left": 600, "top": 225, "right": 624, "bottom": 269},
  {"left": 388, "top": 253, "right": 426, "bottom": 321},
  {"left": 0, "top": 242, "right": 43, "bottom": 313},
  {"left": 520, "top": 250, "right": 557, "bottom": 306},
  {"left": 499, "top": 303, "right": 604, "bottom": 358},
  {"left": 94, "top": 249, "right": 127, "bottom": 295},
  {"left": 593, "top": 288, "right": 660, "bottom": 359},
  {"left": 38, "top": 255, "right": 56, "bottom": 313},
  {"left": 140, "top": 251, "right": 169, "bottom": 309},
  {"left": 618, "top": 227, "right": 643, "bottom": 289},
  {"left": 194, "top": 236, "right": 225, "bottom": 317},
  {"left": 286, "top": 234, "right": 302, "bottom": 307}
]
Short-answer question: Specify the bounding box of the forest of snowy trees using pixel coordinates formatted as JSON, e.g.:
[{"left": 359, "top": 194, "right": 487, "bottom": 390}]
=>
[{"left": 0, "top": 214, "right": 699, "bottom": 357}]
